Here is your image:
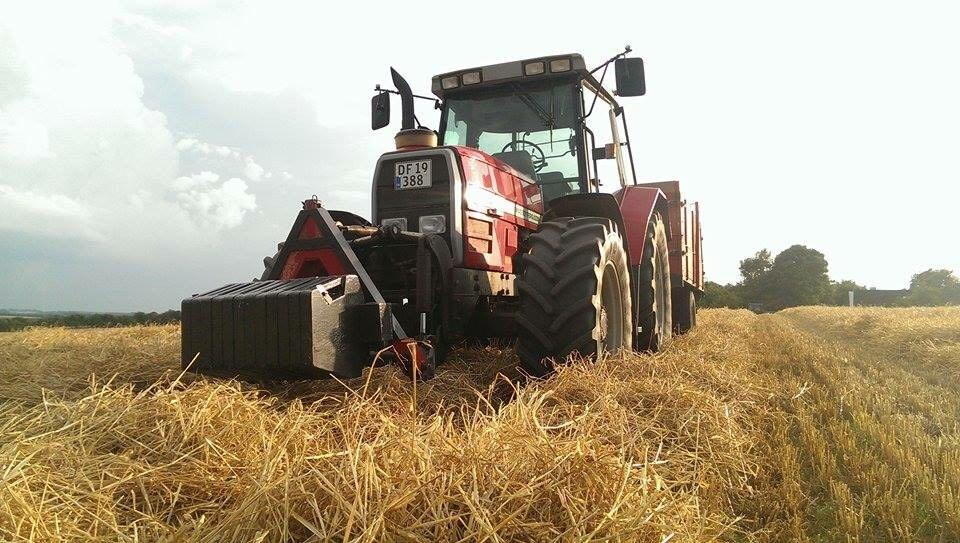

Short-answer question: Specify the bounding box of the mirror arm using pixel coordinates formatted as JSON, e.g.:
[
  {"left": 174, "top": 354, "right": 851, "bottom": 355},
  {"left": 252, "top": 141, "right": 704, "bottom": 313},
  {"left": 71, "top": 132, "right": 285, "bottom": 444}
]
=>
[
  {"left": 582, "top": 63, "right": 610, "bottom": 121},
  {"left": 588, "top": 45, "right": 632, "bottom": 76},
  {"left": 374, "top": 85, "right": 441, "bottom": 109}
]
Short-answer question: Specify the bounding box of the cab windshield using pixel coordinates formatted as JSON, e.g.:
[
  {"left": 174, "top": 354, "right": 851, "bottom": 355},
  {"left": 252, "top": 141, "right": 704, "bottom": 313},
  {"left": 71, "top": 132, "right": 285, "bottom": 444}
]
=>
[{"left": 440, "top": 81, "right": 584, "bottom": 200}]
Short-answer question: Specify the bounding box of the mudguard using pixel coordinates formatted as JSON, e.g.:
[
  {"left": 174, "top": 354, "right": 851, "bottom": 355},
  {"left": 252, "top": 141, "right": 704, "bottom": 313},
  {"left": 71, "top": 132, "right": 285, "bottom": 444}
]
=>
[{"left": 544, "top": 188, "right": 669, "bottom": 268}]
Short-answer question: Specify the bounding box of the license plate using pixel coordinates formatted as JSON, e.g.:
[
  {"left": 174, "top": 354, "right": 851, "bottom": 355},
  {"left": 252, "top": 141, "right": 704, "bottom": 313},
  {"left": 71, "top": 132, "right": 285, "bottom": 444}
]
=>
[{"left": 394, "top": 160, "right": 432, "bottom": 190}]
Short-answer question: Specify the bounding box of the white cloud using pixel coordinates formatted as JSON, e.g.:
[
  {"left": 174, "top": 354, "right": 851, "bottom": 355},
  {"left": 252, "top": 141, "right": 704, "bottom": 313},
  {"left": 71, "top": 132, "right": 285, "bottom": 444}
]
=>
[
  {"left": 0, "top": 10, "right": 261, "bottom": 257},
  {"left": 175, "top": 137, "right": 270, "bottom": 183},
  {"left": 0, "top": 185, "right": 90, "bottom": 220},
  {"left": 175, "top": 137, "right": 237, "bottom": 158},
  {"left": 0, "top": 185, "right": 101, "bottom": 242},
  {"left": 175, "top": 177, "right": 256, "bottom": 230},
  {"left": 170, "top": 170, "right": 220, "bottom": 191},
  {"left": 0, "top": 2, "right": 363, "bottom": 310},
  {"left": 175, "top": 137, "right": 199, "bottom": 151},
  {"left": 0, "top": 114, "right": 51, "bottom": 161},
  {"left": 243, "top": 156, "right": 265, "bottom": 181},
  {"left": 0, "top": 29, "right": 28, "bottom": 106}
]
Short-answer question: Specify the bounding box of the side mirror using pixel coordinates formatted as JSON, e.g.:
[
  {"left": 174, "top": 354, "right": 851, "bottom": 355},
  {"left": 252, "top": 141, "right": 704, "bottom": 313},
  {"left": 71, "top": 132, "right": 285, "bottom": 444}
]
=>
[
  {"left": 614, "top": 58, "right": 645, "bottom": 97},
  {"left": 371, "top": 92, "right": 390, "bottom": 130}
]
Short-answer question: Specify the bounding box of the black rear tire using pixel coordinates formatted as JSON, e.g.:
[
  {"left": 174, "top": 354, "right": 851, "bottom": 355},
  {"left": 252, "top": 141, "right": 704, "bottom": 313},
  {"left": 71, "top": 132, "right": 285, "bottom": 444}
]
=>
[
  {"left": 636, "top": 212, "right": 672, "bottom": 351},
  {"left": 516, "top": 217, "right": 633, "bottom": 377},
  {"left": 673, "top": 288, "right": 697, "bottom": 334}
]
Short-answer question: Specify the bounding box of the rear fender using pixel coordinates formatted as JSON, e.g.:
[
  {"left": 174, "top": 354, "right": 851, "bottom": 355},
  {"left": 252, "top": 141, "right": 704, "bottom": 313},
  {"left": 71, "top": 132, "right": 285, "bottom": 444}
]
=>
[
  {"left": 545, "top": 192, "right": 626, "bottom": 246},
  {"left": 613, "top": 186, "right": 670, "bottom": 268},
  {"left": 544, "top": 190, "right": 670, "bottom": 268}
]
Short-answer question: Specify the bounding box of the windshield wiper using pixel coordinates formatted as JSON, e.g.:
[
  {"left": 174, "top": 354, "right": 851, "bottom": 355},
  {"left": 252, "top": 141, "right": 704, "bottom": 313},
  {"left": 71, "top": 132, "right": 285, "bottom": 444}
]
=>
[{"left": 510, "top": 84, "right": 555, "bottom": 130}]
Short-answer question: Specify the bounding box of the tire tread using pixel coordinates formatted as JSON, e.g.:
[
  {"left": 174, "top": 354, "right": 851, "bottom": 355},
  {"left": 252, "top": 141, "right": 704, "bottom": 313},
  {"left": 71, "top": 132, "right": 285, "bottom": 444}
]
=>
[{"left": 516, "top": 217, "right": 631, "bottom": 376}]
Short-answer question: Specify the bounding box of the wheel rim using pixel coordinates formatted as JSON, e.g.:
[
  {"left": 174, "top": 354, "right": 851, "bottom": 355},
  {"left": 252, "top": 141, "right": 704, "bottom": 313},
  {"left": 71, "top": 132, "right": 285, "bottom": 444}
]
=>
[
  {"left": 690, "top": 293, "right": 696, "bottom": 327},
  {"left": 655, "top": 250, "right": 668, "bottom": 341},
  {"left": 599, "top": 262, "right": 624, "bottom": 352}
]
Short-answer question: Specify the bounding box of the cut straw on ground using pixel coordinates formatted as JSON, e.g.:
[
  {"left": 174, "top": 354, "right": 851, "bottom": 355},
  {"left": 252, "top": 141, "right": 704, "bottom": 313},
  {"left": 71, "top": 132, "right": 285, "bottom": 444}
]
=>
[{"left": 1, "top": 307, "right": 958, "bottom": 541}]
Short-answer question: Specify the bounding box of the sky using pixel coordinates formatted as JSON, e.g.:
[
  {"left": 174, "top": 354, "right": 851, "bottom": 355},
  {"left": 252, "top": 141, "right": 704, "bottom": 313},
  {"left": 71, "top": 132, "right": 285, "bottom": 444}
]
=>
[{"left": 1, "top": 0, "right": 958, "bottom": 312}]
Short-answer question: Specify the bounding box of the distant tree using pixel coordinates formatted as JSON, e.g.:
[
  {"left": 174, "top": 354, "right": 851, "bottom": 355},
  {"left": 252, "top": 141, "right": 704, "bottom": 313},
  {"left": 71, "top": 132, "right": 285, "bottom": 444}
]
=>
[
  {"left": 700, "top": 281, "right": 746, "bottom": 308},
  {"left": 739, "top": 249, "right": 773, "bottom": 303},
  {"left": 906, "top": 269, "right": 960, "bottom": 306},
  {"left": 829, "top": 279, "right": 865, "bottom": 306},
  {"left": 0, "top": 310, "right": 181, "bottom": 332},
  {"left": 718, "top": 246, "right": 957, "bottom": 311},
  {"left": 762, "top": 245, "right": 831, "bottom": 310},
  {"left": 739, "top": 249, "right": 773, "bottom": 284},
  {"left": 0, "top": 318, "right": 33, "bottom": 332}
]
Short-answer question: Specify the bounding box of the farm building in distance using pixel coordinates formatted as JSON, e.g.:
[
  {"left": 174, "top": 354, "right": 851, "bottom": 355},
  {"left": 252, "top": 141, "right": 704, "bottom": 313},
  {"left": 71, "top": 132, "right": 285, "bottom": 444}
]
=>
[{"left": 852, "top": 289, "right": 908, "bottom": 306}]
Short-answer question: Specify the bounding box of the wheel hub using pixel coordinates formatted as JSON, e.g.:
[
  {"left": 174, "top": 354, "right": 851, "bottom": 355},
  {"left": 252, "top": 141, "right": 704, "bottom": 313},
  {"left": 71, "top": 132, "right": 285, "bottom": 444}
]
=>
[
  {"left": 599, "top": 263, "right": 624, "bottom": 352},
  {"left": 599, "top": 307, "right": 608, "bottom": 342}
]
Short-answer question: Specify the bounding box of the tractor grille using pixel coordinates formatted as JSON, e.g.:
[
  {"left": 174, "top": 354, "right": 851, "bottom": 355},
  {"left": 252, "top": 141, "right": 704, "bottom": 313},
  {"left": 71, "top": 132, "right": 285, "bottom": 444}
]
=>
[{"left": 373, "top": 151, "right": 452, "bottom": 237}]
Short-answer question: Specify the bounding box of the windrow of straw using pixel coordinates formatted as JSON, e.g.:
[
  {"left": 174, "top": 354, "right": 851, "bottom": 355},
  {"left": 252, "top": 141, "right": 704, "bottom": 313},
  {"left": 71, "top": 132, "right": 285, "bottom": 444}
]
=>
[
  {"left": 0, "top": 311, "right": 774, "bottom": 542},
  {"left": 2, "top": 306, "right": 958, "bottom": 541},
  {"left": 749, "top": 306, "right": 960, "bottom": 541},
  {"left": 783, "top": 306, "right": 960, "bottom": 386}
]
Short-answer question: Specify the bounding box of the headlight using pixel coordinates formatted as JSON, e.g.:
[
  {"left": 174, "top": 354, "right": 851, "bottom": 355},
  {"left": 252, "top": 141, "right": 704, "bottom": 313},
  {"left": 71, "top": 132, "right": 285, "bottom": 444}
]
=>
[
  {"left": 440, "top": 75, "right": 459, "bottom": 89},
  {"left": 523, "top": 61, "right": 545, "bottom": 76},
  {"left": 461, "top": 71, "right": 481, "bottom": 85},
  {"left": 381, "top": 217, "right": 407, "bottom": 231},
  {"left": 418, "top": 215, "right": 446, "bottom": 234},
  {"left": 549, "top": 58, "right": 571, "bottom": 72}
]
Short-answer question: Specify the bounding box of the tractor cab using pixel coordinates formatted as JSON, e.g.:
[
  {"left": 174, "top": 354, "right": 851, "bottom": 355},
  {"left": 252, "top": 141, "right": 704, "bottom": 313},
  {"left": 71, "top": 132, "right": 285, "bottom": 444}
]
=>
[{"left": 430, "top": 53, "right": 646, "bottom": 204}]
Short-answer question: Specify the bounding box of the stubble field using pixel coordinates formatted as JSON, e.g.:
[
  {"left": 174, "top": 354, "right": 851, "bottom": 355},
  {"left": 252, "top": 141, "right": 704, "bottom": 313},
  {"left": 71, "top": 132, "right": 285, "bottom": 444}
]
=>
[{"left": 1, "top": 307, "right": 958, "bottom": 541}]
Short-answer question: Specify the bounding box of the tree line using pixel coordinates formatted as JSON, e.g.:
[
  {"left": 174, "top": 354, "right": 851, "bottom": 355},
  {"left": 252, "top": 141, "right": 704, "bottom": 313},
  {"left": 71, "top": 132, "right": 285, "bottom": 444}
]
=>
[
  {"left": 0, "top": 310, "right": 181, "bottom": 332},
  {"left": 2, "top": 247, "right": 956, "bottom": 330},
  {"left": 702, "top": 244, "right": 960, "bottom": 310}
]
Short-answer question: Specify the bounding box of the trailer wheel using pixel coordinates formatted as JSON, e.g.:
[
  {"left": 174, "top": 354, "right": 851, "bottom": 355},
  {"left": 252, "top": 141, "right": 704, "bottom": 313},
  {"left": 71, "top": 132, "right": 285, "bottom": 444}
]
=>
[
  {"left": 636, "top": 212, "right": 672, "bottom": 350},
  {"left": 516, "top": 217, "right": 633, "bottom": 377},
  {"left": 673, "top": 288, "right": 697, "bottom": 334}
]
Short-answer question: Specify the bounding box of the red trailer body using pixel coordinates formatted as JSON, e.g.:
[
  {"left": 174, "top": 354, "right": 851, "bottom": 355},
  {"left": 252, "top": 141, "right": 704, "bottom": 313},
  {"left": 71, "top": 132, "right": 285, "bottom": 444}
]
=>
[{"left": 637, "top": 181, "right": 704, "bottom": 292}]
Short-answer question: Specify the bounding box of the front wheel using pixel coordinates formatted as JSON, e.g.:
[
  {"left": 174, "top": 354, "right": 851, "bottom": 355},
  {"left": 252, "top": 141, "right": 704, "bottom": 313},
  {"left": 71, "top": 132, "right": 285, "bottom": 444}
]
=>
[{"left": 515, "top": 217, "right": 633, "bottom": 377}]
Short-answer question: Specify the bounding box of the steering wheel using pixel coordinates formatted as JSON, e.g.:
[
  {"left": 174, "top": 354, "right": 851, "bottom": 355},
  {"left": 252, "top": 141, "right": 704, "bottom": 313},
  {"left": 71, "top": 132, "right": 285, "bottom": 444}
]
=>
[{"left": 500, "top": 140, "right": 547, "bottom": 172}]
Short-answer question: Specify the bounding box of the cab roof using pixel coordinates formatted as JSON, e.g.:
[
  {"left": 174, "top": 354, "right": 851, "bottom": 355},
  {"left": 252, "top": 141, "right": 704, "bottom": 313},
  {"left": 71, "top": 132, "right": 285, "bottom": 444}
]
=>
[
  {"left": 431, "top": 53, "right": 619, "bottom": 107},
  {"left": 431, "top": 54, "right": 588, "bottom": 98}
]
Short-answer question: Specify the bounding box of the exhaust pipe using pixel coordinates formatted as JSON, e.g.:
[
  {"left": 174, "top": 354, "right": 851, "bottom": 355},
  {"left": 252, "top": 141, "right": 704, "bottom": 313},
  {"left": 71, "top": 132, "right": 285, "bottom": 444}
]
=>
[
  {"left": 390, "top": 67, "right": 437, "bottom": 149},
  {"left": 390, "top": 68, "right": 415, "bottom": 130}
]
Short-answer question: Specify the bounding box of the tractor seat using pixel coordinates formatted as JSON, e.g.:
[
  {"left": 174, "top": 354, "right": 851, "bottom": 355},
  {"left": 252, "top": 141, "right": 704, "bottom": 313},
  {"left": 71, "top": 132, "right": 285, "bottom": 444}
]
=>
[
  {"left": 491, "top": 150, "right": 537, "bottom": 181},
  {"left": 538, "top": 172, "right": 577, "bottom": 202}
]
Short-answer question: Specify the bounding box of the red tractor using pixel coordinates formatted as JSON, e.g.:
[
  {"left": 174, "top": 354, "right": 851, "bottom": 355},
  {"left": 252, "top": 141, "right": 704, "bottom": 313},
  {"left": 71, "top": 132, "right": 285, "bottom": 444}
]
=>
[{"left": 182, "top": 49, "right": 704, "bottom": 379}]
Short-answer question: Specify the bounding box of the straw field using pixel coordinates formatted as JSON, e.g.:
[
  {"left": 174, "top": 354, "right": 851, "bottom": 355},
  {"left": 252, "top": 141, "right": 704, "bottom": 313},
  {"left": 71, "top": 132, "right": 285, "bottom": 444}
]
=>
[{"left": 1, "top": 307, "right": 958, "bottom": 541}]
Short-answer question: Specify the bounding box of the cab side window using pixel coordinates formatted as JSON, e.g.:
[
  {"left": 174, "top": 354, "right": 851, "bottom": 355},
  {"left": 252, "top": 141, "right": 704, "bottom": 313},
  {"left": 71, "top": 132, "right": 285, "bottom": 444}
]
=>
[{"left": 442, "top": 109, "right": 467, "bottom": 146}]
